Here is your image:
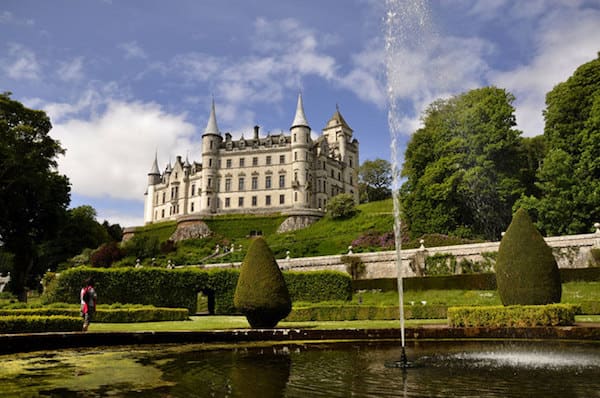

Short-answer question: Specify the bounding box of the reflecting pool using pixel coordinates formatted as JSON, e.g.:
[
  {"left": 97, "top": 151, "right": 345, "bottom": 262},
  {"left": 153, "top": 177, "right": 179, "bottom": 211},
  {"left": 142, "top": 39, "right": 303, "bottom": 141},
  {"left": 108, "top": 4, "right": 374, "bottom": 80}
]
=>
[{"left": 1, "top": 340, "right": 599, "bottom": 397}]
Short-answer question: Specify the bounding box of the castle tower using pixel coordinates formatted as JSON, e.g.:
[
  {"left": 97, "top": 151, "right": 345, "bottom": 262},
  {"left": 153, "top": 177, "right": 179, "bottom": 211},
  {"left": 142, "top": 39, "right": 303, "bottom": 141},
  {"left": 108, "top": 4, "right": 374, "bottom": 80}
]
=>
[
  {"left": 290, "top": 93, "right": 311, "bottom": 208},
  {"left": 144, "top": 153, "right": 161, "bottom": 223},
  {"left": 201, "top": 99, "right": 222, "bottom": 213}
]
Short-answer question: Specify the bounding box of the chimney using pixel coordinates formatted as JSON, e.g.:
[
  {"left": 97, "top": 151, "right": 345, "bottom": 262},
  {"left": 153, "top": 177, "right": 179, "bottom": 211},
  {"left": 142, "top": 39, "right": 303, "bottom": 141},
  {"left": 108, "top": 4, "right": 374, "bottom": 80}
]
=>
[{"left": 254, "top": 125, "right": 260, "bottom": 140}]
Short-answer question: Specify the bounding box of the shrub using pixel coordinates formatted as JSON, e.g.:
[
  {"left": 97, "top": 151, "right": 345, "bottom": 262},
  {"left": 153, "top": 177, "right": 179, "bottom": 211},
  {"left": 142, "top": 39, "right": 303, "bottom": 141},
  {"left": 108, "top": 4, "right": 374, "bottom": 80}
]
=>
[
  {"left": 90, "top": 241, "right": 123, "bottom": 267},
  {"left": 447, "top": 304, "right": 578, "bottom": 327},
  {"left": 285, "top": 304, "right": 446, "bottom": 321},
  {"left": 0, "top": 315, "right": 81, "bottom": 333},
  {"left": 0, "top": 305, "right": 189, "bottom": 322},
  {"left": 327, "top": 193, "right": 357, "bottom": 219},
  {"left": 353, "top": 273, "right": 497, "bottom": 292},
  {"left": 340, "top": 255, "right": 366, "bottom": 279},
  {"left": 234, "top": 238, "right": 291, "bottom": 328},
  {"left": 495, "top": 208, "right": 561, "bottom": 305},
  {"left": 284, "top": 271, "right": 352, "bottom": 301},
  {"left": 122, "top": 234, "right": 160, "bottom": 259},
  {"left": 590, "top": 248, "right": 600, "bottom": 267},
  {"left": 425, "top": 253, "right": 457, "bottom": 276}
]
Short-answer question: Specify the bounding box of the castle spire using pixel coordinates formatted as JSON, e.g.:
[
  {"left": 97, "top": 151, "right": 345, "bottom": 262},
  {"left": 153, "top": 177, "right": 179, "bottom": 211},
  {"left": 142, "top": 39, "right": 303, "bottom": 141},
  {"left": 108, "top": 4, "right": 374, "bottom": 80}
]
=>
[
  {"left": 149, "top": 151, "right": 160, "bottom": 175},
  {"left": 204, "top": 98, "right": 220, "bottom": 136},
  {"left": 291, "top": 92, "right": 310, "bottom": 129}
]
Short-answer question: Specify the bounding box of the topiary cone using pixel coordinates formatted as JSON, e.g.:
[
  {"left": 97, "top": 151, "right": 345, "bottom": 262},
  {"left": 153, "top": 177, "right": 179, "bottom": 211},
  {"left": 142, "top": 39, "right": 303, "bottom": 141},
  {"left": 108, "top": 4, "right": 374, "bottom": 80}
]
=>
[
  {"left": 496, "top": 208, "right": 562, "bottom": 305},
  {"left": 234, "top": 237, "right": 292, "bottom": 328}
]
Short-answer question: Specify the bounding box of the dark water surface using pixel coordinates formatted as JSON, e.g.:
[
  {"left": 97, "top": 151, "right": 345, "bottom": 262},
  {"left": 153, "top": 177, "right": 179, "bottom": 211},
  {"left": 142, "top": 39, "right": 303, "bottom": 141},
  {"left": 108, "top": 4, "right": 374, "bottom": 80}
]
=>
[{"left": 1, "top": 340, "right": 599, "bottom": 397}]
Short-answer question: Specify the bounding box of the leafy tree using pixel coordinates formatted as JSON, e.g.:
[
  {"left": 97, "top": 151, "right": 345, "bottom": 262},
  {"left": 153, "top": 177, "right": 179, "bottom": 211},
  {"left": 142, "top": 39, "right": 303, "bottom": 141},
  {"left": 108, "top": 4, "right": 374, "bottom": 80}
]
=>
[
  {"left": 517, "top": 54, "right": 600, "bottom": 235},
  {"left": 401, "top": 87, "right": 525, "bottom": 240},
  {"left": 359, "top": 158, "right": 392, "bottom": 202},
  {"left": 234, "top": 237, "right": 291, "bottom": 328},
  {"left": 495, "top": 208, "right": 561, "bottom": 305},
  {"left": 0, "top": 93, "right": 71, "bottom": 300},
  {"left": 327, "top": 193, "right": 357, "bottom": 219}
]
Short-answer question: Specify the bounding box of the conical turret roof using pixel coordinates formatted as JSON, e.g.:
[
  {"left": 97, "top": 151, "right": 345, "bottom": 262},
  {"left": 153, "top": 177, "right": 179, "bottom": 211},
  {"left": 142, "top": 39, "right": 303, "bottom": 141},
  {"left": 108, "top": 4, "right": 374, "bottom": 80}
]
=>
[
  {"left": 325, "top": 105, "right": 352, "bottom": 131},
  {"left": 149, "top": 152, "right": 160, "bottom": 175},
  {"left": 204, "top": 98, "right": 220, "bottom": 136},
  {"left": 291, "top": 93, "right": 310, "bottom": 129}
]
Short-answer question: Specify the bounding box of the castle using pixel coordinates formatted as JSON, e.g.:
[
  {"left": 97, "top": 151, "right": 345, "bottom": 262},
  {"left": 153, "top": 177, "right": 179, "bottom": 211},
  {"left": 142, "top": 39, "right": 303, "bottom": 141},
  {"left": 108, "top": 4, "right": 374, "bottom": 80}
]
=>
[{"left": 144, "top": 94, "right": 359, "bottom": 225}]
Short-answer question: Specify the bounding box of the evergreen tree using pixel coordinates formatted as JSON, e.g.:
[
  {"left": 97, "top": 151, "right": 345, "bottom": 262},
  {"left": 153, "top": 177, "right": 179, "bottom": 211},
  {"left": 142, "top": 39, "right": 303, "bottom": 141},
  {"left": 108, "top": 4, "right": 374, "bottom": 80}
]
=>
[
  {"left": 518, "top": 54, "right": 600, "bottom": 235},
  {"left": 495, "top": 208, "right": 561, "bottom": 305},
  {"left": 234, "top": 237, "right": 291, "bottom": 328}
]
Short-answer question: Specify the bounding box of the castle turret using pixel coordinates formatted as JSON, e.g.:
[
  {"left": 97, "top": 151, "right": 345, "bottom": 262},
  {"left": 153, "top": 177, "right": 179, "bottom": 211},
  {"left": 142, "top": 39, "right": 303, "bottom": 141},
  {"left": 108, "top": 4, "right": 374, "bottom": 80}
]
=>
[
  {"left": 290, "top": 93, "right": 311, "bottom": 208},
  {"left": 144, "top": 153, "right": 161, "bottom": 223},
  {"left": 201, "top": 99, "right": 222, "bottom": 213}
]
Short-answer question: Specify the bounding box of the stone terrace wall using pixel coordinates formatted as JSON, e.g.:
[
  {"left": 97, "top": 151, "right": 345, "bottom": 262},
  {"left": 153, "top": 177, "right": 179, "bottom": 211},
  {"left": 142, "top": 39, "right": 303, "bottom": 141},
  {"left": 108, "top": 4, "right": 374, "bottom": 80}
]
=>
[{"left": 190, "top": 231, "right": 600, "bottom": 279}]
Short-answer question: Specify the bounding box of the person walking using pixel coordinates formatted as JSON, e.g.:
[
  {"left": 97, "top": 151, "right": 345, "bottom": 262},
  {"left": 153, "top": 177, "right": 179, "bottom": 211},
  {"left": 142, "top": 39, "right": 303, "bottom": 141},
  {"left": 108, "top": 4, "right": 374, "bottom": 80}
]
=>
[{"left": 80, "top": 277, "right": 97, "bottom": 332}]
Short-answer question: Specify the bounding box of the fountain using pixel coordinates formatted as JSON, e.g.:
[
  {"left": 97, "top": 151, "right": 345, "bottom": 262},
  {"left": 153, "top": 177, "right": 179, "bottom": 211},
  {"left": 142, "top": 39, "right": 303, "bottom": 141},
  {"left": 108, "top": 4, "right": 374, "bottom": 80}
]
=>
[{"left": 385, "top": 0, "right": 433, "bottom": 369}]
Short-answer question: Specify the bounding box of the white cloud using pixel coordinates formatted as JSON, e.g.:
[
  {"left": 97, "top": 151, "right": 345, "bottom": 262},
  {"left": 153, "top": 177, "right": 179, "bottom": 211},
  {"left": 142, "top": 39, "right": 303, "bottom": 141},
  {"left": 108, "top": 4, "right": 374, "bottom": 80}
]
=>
[
  {"left": 490, "top": 6, "right": 600, "bottom": 136},
  {"left": 4, "top": 43, "right": 41, "bottom": 80},
  {"left": 118, "top": 41, "right": 147, "bottom": 59},
  {"left": 57, "top": 57, "right": 85, "bottom": 81},
  {"left": 0, "top": 10, "right": 34, "bottom": 26},
  {"left": 48, "top": 97, "right": 197, "bottom": 202}
]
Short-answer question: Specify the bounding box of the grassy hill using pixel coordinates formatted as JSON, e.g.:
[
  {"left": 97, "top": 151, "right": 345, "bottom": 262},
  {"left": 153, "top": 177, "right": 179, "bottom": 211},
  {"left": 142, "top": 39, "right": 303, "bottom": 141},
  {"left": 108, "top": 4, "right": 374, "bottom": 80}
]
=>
[
  {"left": 128, "top": 199, "right": 477, "bottom": 266},
  {"left": 130, "top": 200, "right": 393, "bottom": 265}
]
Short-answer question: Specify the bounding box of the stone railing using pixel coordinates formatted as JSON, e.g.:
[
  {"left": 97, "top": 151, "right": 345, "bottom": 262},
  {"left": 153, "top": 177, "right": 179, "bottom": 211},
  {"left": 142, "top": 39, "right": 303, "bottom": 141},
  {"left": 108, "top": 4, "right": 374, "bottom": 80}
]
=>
[{"left": 184, "top": 228, "right": 600, "bottom": 279}]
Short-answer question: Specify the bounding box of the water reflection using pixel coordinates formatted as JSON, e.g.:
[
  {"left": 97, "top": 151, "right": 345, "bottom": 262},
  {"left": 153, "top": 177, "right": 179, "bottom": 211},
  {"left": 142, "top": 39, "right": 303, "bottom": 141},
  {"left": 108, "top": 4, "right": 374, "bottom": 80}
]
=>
[{"left": 0, "top": 341, "right": 599, "bottom": 397}]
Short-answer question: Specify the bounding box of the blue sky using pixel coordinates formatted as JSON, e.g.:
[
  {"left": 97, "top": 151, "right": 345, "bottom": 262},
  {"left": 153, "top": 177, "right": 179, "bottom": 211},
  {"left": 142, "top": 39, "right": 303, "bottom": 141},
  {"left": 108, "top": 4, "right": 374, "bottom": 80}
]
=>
[{"left": 2, "top": 0, "right": 599, "bottom": 227}]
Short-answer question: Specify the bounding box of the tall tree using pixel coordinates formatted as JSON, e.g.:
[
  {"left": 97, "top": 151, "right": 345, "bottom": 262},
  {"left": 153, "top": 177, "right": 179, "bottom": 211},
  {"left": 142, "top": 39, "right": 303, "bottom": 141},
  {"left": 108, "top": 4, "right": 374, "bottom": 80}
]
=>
[
  {"left": 401, "top": 87, "right": 525, "bottom": 240},
  {"left": 0, "top": 93, "right": 70, "bottom": 300},
  {"left": 359, "top": 158, "right": 392, "bottom": 202},
  {"left": 517, "top": 54, "right": 600, "bottom": 235}
]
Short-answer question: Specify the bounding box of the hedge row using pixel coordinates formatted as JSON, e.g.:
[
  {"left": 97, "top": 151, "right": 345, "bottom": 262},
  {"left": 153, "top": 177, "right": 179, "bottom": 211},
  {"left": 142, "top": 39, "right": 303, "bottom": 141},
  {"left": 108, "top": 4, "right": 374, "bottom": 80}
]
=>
[
  {"left": 285, "top": 304, "right": 447, "bottom": 321},
  {"left": 0, "top": 306, "right": 189, "bottom": 323},
  {"left": 353, "top": 268, "right": 600, "bottom": 292},
  {"left": 447, "top": 304, "right": 578, "bottom": 327},
  {"left": 353, "top": 273, "right": 498, "bottom": 292},
  {"left": 44, "top": 267, "right": 352, "bottom": 314},
  {"left": 0, "top": 315, "right": 82, "bottom": 334}
]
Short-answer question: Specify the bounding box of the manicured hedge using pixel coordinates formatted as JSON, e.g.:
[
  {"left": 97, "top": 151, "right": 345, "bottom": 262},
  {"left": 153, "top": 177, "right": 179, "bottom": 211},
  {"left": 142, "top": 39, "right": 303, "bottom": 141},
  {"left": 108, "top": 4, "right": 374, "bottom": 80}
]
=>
[
  {"left": 44, "top": 267, "right": 352, "bottom": 315},
  {"left": 0, "top": 315, "right": 81, "bottom": 334},
  {"left": 285, "top": 304, "right": 446, "bottom": 322},
  {"left": 560, "top": 267, "right": 600, "bottom": 282},
  {"left": 0, "top": 306, "right": 189, "bottom": 323},
  {"left": 353, "top": 273, "right": 498, "bottom": 292},
  {"left": 447, "top": 304, "right": 578, "bottom": 327}
]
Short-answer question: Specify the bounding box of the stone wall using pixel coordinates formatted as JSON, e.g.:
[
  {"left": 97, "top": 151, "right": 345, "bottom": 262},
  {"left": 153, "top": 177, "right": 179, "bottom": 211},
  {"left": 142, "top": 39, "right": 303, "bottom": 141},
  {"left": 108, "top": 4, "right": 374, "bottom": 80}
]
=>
[{"left": 189, "top": 230, "right": 600, "bottom": 279}]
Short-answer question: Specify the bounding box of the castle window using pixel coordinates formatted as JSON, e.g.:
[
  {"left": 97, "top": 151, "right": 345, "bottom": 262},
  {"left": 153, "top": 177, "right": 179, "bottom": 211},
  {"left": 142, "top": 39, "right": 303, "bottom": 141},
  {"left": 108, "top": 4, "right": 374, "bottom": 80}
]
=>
[
  {"left": 207, "top": 197, "right": 211, "bottom": 207},
  {"left": 191, "top": 202, "right": 195, "bottom": 212},
  {"left": 209, "top": 158, "right": 213, "bottom": 167},
  {"left": 279, "top": 194, "right": 285, "bottom": 204},
  {"left": 238, "top": 177, "right": 244, "bottom": 191},
  {"left": 265, "top": 176, "right": 272, "bottom": 189},
  {"left": 350, "top": 176, "right": 353, "bottom": 185},
  {"left": 207, "top": 178, "right": 212, "bottom": 188},
  {"left": 239, "top": 158, "right": 245, "bottom": 167},
  {"left": 252, "top": 176, "right": 258, "bottom": 190},
  {"left": 210, "top": 140, "right": 213, "bottom": 149},
  {"left": 162, "top": 192, "right": 166, "bottom": 204},
  {"left": 175, "top": 172, "right": 178, "bottom": 179},
  {"left": 191, "top": 184, "right": 196, "bottom": 196},
  {"left": 331, "top": 169, "right": 334, "bottom": 178},
  {"left": 252, "top": 196, "right": 257, "bottom": 206},
  {"left": 294, "top": 192, "right": 298, "bottom": 202},
  {"left": 280, "top": 155, "right": 285, "bottom": 164},
  {"left": 294, "top": 171, "right": 298, "bottom": 181},
  {"left": 226, "top": 159, "right": 232, "bottom": 168},
  {"left": 293, "top": 134, "right": 296, "bottom": 142},
  {"left": 225, "top": 178, "right": 231, "bottom": 192},
  {"left": 161, "top": 209, "right": 165, "bottom": 218},
  {"left": 266, "top": 155, "right": 272, "bottom": 165},
  {"left": 338, "top": 172, "right": 341, "bottom": 180},
  {"left": 294, "top": 152, "right": 297, "bottom": 161},
  {"left": 252, "top": 157, "right": 258, "bottom": 166},
  {"left": 238, "top": 197, "right": 244, "bottom": 207},
  {"left": 349, "top": 157, "right": 353, "bottom": 167},
  {"left": 225, "top": 197, "right": 230, "bottom": 208},
  {"left": 265, "top": 195, "right": 271, "bottom": 206},
  {"left": 279, "top": 175, "right": 285, "bottom": 188},
  {"left": 318, "top": 198, "right": 322, "bottom": 209}
]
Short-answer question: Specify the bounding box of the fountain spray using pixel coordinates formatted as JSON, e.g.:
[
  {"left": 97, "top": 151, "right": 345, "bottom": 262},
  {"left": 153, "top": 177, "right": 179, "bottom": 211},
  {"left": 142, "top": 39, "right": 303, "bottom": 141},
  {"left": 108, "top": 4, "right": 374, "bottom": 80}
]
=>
[{"left": 385, "top": 0, "right": 432, "bottom": 369}]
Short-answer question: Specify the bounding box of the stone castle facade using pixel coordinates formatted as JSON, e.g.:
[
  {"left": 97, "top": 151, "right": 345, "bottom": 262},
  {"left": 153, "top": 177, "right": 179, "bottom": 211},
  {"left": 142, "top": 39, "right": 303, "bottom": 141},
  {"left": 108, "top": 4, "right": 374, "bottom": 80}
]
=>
[{"left": 143, "top": 94, "right": 359, "bottom": 224}]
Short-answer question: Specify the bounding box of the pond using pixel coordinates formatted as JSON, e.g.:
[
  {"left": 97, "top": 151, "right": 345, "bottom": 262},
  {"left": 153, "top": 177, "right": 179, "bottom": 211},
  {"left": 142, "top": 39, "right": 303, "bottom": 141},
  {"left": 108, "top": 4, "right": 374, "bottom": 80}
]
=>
[{"left": 1, "top": 340, "right": 599, "bottom": 397}]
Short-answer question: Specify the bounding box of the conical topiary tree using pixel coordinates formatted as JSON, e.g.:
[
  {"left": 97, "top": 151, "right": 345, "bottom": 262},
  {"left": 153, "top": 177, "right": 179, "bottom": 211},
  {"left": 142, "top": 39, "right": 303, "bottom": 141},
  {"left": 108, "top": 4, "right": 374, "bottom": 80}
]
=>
[
  {"left": 496, "top": 208, "right": 562, "bottom": 305},
  {"left": 234, "top": 237, "right": 291, "bottom": 328}
]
